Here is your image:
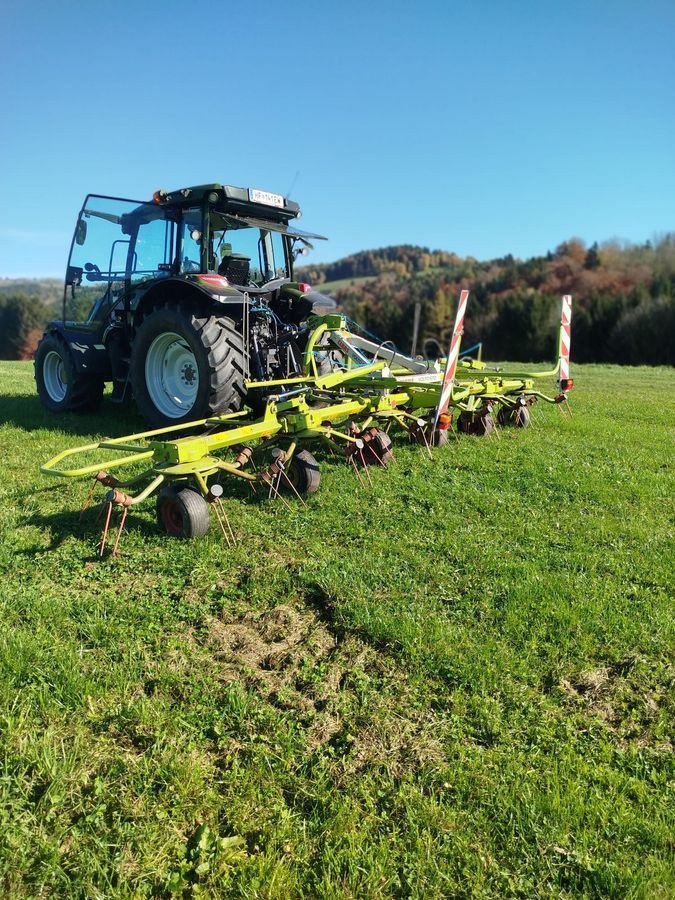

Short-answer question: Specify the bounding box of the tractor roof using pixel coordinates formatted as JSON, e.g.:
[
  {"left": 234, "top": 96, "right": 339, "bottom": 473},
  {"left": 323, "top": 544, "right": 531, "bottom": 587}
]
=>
[{"left": 153, "top": 183, "right": 301, "bottom": 221}]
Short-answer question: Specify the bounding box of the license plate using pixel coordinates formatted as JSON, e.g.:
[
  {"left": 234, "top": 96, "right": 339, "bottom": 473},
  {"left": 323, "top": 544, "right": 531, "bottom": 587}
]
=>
[{"left": 249, "top": 188, "right": 284, "bottom": 208}]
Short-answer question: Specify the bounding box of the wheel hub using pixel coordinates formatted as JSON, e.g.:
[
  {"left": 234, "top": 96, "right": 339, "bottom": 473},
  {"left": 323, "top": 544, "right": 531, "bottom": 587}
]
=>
[{"left": 181, "top": 363, "right": 197, "bottom": 386}]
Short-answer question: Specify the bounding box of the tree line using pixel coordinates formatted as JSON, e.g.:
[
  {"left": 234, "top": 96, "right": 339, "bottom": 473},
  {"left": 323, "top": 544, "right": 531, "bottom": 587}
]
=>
[
  {"left": 0, "top": 237, "right": 673, "bottom": 364},
  {"left": 302, "top": 236, "right": 675, "bottom": 365}
]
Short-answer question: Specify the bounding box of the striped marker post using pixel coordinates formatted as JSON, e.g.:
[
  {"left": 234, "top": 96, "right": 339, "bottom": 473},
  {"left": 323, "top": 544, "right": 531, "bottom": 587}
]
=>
[
  {"left": 558, "top": 294, "right": 572, "bottom": 388},
  {"left": 433, "top": 289, "right": 470, "bottom": 429}
]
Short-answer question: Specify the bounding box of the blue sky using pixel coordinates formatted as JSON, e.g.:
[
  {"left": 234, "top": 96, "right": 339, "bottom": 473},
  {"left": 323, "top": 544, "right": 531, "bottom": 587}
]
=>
[{"left": 1, "top": 0, "right": 673, "bottom": 278}]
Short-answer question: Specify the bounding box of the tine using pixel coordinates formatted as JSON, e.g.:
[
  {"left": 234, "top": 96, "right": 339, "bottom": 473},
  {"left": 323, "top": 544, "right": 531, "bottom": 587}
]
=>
[
  {"left": 268, "top": 473, "right": 294, "bottom": 512},
  {"left": 216, "top": 498, "right": 237, "bottom": 545},
  {"left": 350, "top": 455, "right": 365, "bottom": 487},
  {"left": 368, "top": 442, "right": 388, "bottom": 468},
  {"left": 359, "top": 450, "right": 374, "bottom": 487},
  {"left": 212, "top": 500, "right": 232, "bottom": 548},
  {"left": 564, "top": 397, "right": 572, "bottom": 417},
  {"left": 421, "top": 427, "right": 433, "bottom": 460},
  {"left": 111, "top": 507, "right": 128, "bottom": 557},
  {"left": 280, "top": 468, "right": 306, "bottom": 506},
  {"left": 80, "top": 479, "right": 98, "bottom": 518},
  {"left": 99, "top": 502, "right": 113, "bottom": 557}
]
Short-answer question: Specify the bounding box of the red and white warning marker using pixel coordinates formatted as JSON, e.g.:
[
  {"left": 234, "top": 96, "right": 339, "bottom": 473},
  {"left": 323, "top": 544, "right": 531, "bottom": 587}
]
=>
[
  {"left": 558, "top": 294, "right": 573, "bottom": 391},
  {"left": 433, "top": 289, "right": 470, "bottom": 429}
]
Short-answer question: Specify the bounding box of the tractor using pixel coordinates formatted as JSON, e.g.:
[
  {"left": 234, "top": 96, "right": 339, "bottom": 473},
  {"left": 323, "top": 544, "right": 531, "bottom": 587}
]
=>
[{"left": 34, "top": 183, "right": 331, "bottom": 428}]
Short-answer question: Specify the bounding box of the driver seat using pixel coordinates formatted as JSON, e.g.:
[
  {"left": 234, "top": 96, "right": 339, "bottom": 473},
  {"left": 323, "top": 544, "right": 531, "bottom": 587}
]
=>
[{"left": 218, "top": 247, "right": 250, "bottom": 285}]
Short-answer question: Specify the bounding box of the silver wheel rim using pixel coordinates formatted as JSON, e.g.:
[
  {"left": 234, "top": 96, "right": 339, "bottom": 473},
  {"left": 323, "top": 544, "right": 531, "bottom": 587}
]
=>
[
  {"left": 43, "top": 350, "right": 67, "bottom": 402},
  {"left": 145, "top": 331, "right": 200, "bottom": 418}
]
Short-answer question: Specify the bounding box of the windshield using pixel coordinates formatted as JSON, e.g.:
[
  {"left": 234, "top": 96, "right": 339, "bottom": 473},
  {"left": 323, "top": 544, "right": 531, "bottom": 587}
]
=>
[
  {"left": 66, "top": 196, "right": 175, "bottom": 322},
  {"left": 209, "top": 211, "right": 289, "bottom": 285}
]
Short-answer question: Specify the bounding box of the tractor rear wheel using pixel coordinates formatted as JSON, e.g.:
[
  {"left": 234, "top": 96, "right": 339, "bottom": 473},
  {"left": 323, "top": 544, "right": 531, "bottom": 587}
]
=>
[
  {"left": 130, "top": 303, "right": 246, "bottom": 429},
  {"left": 35, "top": 332, "right": 104, "bottom": 413},
  {"left": 156, "top": 486, "right": 211, "bottom": 538}
]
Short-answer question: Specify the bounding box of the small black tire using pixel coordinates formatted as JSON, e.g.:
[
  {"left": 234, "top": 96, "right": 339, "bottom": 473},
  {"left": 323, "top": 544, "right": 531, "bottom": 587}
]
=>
[
  {"left": 284, "top": 449, "right": 321, "bottom": 495},
  {"left": 430, "top": 428, "right": 449, "bottom": 447},
  {"left": 362, "top": 429, "right": 393, "bottom": 465},
  {"left": 497, "top": 404, "right": 531, "bottom": 428},
  {"left": 35, "top": 332, "right": 104, "bottom": 413},
  {"left": 130, "top": 302, "right": 247, "bottom": 429},
  {"left": 156, "top": 486, "right": 211, "bottom": 538},
  {"left": 458, "top": 411, "right": 495, "bottom": 436}
]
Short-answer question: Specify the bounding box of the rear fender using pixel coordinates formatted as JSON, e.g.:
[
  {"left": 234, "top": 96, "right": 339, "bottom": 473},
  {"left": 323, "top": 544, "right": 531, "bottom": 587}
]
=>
[
  {"left": 133, "top": 277, "right": 248, "bottom": 328},
  {"left": 46, "top": 322, "right": 111, "bottom": 377}
]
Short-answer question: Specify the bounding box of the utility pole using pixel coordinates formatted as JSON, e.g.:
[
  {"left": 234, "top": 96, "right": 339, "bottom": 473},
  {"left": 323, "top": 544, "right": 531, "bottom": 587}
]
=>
[{"left": 410, "top": 302, "right": 421, "bottom": 357}]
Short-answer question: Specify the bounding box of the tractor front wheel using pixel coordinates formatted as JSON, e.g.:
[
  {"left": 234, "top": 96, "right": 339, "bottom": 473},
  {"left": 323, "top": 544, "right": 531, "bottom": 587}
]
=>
[
  {"left": 130, "top": 303, "right": 246, "bottom": 429},
  {"left": 35, "top": 332, "right": 104, "bottom": 413}
]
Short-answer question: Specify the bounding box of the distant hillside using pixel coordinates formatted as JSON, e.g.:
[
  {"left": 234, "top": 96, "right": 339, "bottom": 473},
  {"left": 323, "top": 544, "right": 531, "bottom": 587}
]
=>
[
  {"left": 0, "top": 235, "right": 673, "bottom": 365},
  {"left": 0, "top": 279, "right": 63, "bottom": 360},
  {"left": 0, "top": 278, "right": 62, "bottom": 308},
  {"left": 299, "top": 237, "right": 675, "bottom": 365},
  {"left": 299, "top": 245, "right": 473, "bottom": 284}
]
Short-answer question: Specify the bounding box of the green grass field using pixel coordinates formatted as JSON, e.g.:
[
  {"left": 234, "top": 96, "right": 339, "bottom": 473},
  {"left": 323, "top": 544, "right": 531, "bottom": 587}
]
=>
[{"left": 0, "top": 361, "right": 673, "bottom": 898}]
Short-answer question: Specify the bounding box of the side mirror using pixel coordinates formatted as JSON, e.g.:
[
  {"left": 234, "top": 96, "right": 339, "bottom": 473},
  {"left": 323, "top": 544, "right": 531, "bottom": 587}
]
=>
[
  {"left": 75, "top": 220, "right": 87, "bottom": 246},
  {"left": 293, "top": 244, "right": 311, "bottom": 260},
  {"left": 84, "top": 262, "right": 102, "bottom": 281}
]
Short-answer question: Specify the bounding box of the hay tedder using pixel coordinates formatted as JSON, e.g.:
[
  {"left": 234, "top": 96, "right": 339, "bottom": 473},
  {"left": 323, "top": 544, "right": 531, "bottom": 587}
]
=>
[{"left": 41, "top": 290, "right": 574, "bottom": 555}]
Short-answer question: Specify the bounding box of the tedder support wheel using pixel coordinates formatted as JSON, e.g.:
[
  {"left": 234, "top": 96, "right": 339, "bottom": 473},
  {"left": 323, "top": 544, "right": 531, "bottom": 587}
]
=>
[
  {"left": 35, "top": 332, "right": 104, "bottom": 413},
  {"left": 130, "top": 302, "right": 247, "bottom": 429},
  {"left": 156, "top": 486, "right": 211, "bottom": 538},
  {"left": 284, "top": 449, "right": 321, "bottom": 495},
  {"left": 361, "top": 428, "right": 394, "bottom": 465},
  {"left": 497, "top": 403, "right": 531, "bottom": 428},
  {"left": 457, "top": 410, "right": 495, "bottom": 436}
]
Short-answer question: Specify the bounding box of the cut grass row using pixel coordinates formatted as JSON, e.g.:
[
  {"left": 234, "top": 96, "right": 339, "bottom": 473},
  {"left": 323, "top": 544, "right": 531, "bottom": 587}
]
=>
[{"left": 0, "top": 360, "right": 673, "bottom": 897}]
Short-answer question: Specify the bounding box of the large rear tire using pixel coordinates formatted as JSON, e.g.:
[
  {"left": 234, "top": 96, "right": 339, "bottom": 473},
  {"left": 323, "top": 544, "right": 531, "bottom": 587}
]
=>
[
  {"left": 34, "top": 332, "right": 104, "bottom": 413},
  {"left": 130, "top": 303, "right": 246, "bottom": 429}
]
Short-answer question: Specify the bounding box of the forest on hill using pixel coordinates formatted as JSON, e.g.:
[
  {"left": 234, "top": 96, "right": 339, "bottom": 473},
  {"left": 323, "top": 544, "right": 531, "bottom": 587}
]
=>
[
  {"left": 0, "top": 236, "right": 673, "bottom": 364},
  {"left": 299, "top": 236, "right": 675, "bottom": 365}
]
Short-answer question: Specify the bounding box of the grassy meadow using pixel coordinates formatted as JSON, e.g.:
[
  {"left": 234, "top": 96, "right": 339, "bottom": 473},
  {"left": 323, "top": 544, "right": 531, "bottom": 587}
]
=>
[{"left": 0, "top": 360, "right": 673, "bottom": 898}]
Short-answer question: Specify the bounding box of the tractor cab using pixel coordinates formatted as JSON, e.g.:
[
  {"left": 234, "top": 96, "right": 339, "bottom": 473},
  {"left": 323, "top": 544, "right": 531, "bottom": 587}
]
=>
[
  {"left": 61, "top": 184, "right": 326, "bottom": 326},
  {"left": 37, "top": 182, "right": 330, "bottom": 427}
]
